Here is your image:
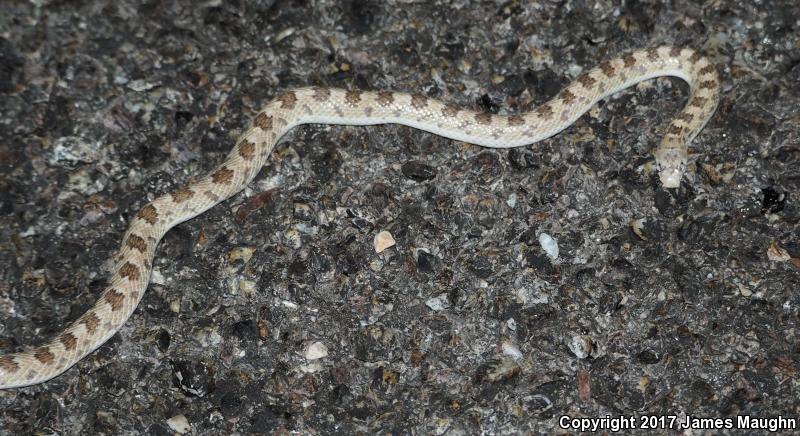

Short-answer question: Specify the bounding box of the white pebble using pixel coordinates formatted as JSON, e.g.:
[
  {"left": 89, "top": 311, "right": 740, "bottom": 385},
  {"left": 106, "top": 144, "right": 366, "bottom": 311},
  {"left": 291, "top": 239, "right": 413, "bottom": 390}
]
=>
[
  {"left": 568, "top": 335, "right": 592, "bottom": 359},
  {"left": 373, "top": 230, "right": 396, "bottom": 253},
  {"left": 238, "top": 279, "right": 256, "bottom": 296},
  {"left": 150, "top": 269, "right": 166, "bottom": 285},
  {"left": 166, "top": 414, "right": 191, "bottom": 434},
  {"left": 506, "top": 193, "right": 517, "bottom": 208},
  {"left": 425, "top": 294, "right": 451, "bottom": 311},
  {"left": 127, "top": 79, "right": 159, "bottom": 91},
  {"left": 304, "top": 341, "right": 328, "bottom": 360},
  {"left": 501, "top": 339, "right": 523, "bottom": 360},
  {"left": 506, "top": 318, "right": 517, "bottom": 331},
  {"left": 538, "top": 233, "right": 559, "bottom": 259},
  {"left": 299, "top": 362, "right": 324, "bottom": 373}
]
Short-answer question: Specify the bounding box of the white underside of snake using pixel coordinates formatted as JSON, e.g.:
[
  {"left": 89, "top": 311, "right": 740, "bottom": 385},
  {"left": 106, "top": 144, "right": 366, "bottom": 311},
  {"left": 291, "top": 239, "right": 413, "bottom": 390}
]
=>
[{"left": 0, "top": 46, "right": 720, "bottom": 388}]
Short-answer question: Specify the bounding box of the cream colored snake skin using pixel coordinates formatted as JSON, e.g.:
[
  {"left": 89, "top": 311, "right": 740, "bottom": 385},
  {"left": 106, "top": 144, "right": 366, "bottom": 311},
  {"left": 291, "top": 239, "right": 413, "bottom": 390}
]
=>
[{"left": 0, "top": 46, "right": 719, "bottom": 388}]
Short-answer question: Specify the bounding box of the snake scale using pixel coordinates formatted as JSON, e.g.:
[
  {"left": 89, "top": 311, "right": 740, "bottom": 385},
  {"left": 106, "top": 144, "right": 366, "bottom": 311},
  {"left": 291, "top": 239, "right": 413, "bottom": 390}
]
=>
[{"left": 0, "top": 46, "right": 720, "bottom": 388}]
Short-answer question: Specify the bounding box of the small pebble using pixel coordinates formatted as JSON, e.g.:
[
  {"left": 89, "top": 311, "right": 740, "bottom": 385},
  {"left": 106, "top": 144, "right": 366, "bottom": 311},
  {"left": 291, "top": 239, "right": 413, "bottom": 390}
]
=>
[
  {"left": 305, "top": 341, "right": 328, "bottom": 360},
  {"left": 150, "top": 269, "right": 165, "bottom": 285},
  {"left": 501, "top": 338, "right": 523, "bottom": 360},
  {"left": 767, "top": 241, "right": 790, "bottom": 262},
  {"left": 374, "top": 230, "right": 396, "bottom": 253},
  {"left": 426, "top": 294, "right": 451, "bottom": 311},
  {"left": 170, "top": 298, "right": 181, "bottom": 314},
  {"left": 538, "top": 233, "right": 559, "bottom": 259},
  {"left": 506, "top": 318, "right": 517, "bottom": 331},
  {"left": 630, "top": 218, "right": 647, "bottom": 240},
  {"left": 238, "top": 279, "right": 256, "bottom": 296},
  {"left": 166, "top": 414, "right": 191, "bottom": 434},
  {"left": 479, "top": 357, "right": 521, "bottom": 382},
  {"left": 227, "top": 247, "right": 254, "bottom": 264},
  {"left": 568, "top": 335, "right": 592, "bottom": 359},
  {"left": 127, "top": 79, "right": 159, "bottom": 91},
  {"left": 506, "top": 193, "right": 517, "bottom": 208}
]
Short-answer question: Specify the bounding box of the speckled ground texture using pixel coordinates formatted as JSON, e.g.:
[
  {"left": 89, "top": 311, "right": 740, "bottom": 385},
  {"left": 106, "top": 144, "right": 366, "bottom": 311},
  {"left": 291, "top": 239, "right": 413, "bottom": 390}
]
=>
[{"left": 1, "top": 0, "right": 798, "bottom": 434}]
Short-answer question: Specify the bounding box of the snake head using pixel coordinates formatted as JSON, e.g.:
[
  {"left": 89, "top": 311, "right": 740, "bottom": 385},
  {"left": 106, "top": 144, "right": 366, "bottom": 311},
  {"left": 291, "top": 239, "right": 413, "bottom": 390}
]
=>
[{"left": 654, "top": 137, "right": 687, "bottom": 189}]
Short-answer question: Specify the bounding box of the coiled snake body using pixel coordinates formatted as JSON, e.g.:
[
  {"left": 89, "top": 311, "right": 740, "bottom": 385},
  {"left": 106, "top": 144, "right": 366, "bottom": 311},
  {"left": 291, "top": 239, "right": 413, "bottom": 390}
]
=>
[{"left": 0, "top": 46, "right": 719, "bottom": 388}]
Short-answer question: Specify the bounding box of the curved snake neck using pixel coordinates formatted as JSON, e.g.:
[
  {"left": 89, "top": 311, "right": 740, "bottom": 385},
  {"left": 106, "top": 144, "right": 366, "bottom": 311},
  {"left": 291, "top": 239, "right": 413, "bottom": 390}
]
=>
[{"left": 0, "top": 46, "right": 720, "bottom": 388}]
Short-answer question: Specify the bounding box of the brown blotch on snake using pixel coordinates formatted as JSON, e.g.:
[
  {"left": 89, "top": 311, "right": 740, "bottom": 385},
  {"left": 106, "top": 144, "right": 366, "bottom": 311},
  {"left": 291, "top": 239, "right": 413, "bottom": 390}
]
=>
[
  {"left": 410, "top": 94, "right": 428, "bottom": 109},
  {"left": 376, "top": 91, "right": 394, "bottom": 107},
  {"left": 442, "top": 105, "right": 460, "bottom": 118},
  {"left": 577, "top": 74, "right": 597, "bottom": 88},
  {"left": 105, "top": 289, "right": 126, "bottom": 312},
  {"left": 34, "top": 348, "right": 55, "bottom": 364},
  {"left": 508, "top": 115, "right": 525, "bottom": 126},
  {"left": 690, "top": 96, "right": 709, "bottom": 108},
  {"left": 119, "top": 262, "right": 140, "bottom": 281},
  {"left": 136, "top": 204, "right": 159, "bottom": 225},
  {"left": 698, "top": 65, "right": 716, "bottom": 76},
  {"left": 0, "top": 356, "right": 19, "bottom": 373},
  {"left": 238, "top": 140, "right": 256, "bottom": 160},
  {"left": 560, "top": 89, "right": 577, "bottom": 105},
  {"left": 59, "top": 333, "right": 77, "bottom": 351},
  {"left": 277, "top": 91, "right": 297, "bottom": 109},
  {"left": 599, "top": 60, "right": 616, "bottom": 77},
  {"left": 689, "top": 51, "right": 703, "bottom": 63},
  {"left": 170, "top": 188, "right": 195, "bottom": 203},
  {"left": 126, "top": 234, "right": 147, "bottom": 253},
  {"left": 623, "top": 53, "right": 636, "bottom": 67},
  {"left": 474, "top": 112, "right": 492, "bottom": 125},
  {"left": 345, "top": 90, "right": 362, "bottom": 106},
  {"left": 699, "top": 80, "right": 717, "bottom": 90},
  {"left": 79, "top": 312, "right": 101, "bottom": 334},
  {"left": 312, "top": 87, "right": 331, "bottom": 102},
  {"left": 254, "top": 113, "right": 273, "bottom": 130},
  {"left": 211, "top": 166, "right": 235, "bottom": 184},
  {"left": 537, "top": 104, "right": 554, "bottom": 120}
]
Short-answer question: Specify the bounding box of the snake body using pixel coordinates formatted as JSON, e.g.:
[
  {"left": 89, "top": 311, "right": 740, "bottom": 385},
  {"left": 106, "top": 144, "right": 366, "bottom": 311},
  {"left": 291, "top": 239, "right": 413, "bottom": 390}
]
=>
[{"left": 0, "top": 46, "right": 719, "bottom": 388}]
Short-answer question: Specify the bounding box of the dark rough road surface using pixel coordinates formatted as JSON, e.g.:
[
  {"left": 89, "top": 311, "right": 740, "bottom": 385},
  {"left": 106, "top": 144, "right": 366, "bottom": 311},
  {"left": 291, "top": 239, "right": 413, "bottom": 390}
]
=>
[{"left": 1, "top": 1, "right": 798, "bottom": 434}]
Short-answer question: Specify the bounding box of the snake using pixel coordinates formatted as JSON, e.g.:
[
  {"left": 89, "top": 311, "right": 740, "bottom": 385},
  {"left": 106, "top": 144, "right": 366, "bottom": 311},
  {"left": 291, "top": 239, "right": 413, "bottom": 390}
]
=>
[{"left": 0, "top": 46, "right": 720, "bottom": 388}]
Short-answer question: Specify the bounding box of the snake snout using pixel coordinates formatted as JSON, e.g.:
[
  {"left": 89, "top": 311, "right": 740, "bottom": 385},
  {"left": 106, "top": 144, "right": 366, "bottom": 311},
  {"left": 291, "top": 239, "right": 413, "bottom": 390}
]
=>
[{"left": 658, "top": 167, "right": 682, "bottom": 188}]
